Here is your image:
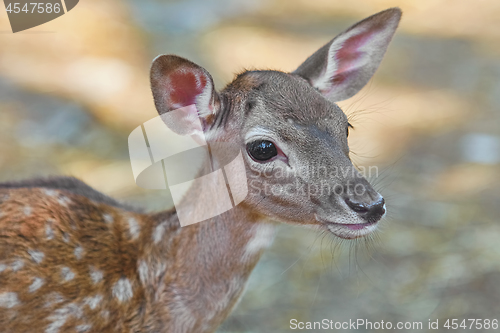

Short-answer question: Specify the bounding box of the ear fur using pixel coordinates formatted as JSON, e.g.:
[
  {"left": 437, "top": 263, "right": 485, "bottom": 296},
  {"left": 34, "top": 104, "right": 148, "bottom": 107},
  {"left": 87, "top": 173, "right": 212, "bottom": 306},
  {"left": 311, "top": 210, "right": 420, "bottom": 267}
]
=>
[
  {"left": 293, "top": 8, "right": 402, "bottom": 102},
  {"left": 150, "top": 55, "right": 220, "bottom": 136}
]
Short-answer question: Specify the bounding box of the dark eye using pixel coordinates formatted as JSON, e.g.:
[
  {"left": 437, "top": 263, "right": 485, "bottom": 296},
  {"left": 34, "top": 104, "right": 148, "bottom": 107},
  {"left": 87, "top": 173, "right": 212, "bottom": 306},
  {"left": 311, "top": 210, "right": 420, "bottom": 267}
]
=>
[
  {"left": 347, "top": 123, "right": 354, "bottom": 137},
  {"left": 246, "top": 140, "right": 278, "bottom": 161}
]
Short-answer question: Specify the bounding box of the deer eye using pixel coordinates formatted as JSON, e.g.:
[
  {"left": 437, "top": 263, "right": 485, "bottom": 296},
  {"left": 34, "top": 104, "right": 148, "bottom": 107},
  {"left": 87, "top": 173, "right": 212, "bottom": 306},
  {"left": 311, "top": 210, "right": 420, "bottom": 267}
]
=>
[
  {"left": 246, "top": 140, "right": 278, "bottom": 161},
  {"left": 347, "top": 122, "right": 354, "bottom": 137}
]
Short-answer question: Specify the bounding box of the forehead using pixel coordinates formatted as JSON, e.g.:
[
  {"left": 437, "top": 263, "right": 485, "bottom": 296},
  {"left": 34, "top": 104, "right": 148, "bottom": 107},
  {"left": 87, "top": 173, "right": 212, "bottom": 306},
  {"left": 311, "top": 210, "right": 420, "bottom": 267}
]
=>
[{"left": 232, "top": 70, "right": 347, "bottom": 126}]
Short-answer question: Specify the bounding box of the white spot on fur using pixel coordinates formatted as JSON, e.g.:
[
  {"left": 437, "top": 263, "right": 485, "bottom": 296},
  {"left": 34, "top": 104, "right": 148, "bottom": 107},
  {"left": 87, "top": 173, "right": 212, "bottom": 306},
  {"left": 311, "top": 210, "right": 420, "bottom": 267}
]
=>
[
  {"left": 138, "top": 260, "right": 149, "bottom": 285},
  {"left": 243, "top": 224, "right": 275, "bottom": 261},
  {"left": 103, "top": 213, "right": 113, "bottom": 224},
  {"left": 112, "top": 277, "right": 133, "bottom": 302},
  {"left": 84, "top": 294, "right": 103, "bottom": 310},
  {"left": 63, "top": 232, "right": 70, "bottom": 243},
  {"left": 45, "top": 303, "right": 83, "bottom": 333},
  {"left": 46, "top": 224, "right": 54, "bottom": 240},
  {"left": 29, "top": 277, "right": 44, "bottom": 292},
  {"left": 44, "top": 189, "right": 57, "bottom": 197},
  {"left": 11, "top": 259, "right": 24, "bottom": 271},
  {"left": 23, "top": 205, "right": 32, "bottom": 216},
  {"left": 28, "top": 249, "right": 45, "bottom": 264},
  {"left": 0, "top": 263, "right": 6, "bottom": 272},
  {"left": 61, "top": 266, "right": 75, "bottom": 282},
  {"left": 74, "top": 246, "right": 84, "bottom": 260},
  {"left": 44, "top": 292, "right": 65, "bottom": 308},
  {"left": 46, "top": 313, "right": 67, "bottom": 332},
  {"left": 155, "top": 261, "right": 167, "bottom": 279},
  {"left": 127, "top": 217, "right": 140, "bottom": 240},
  {"left": 90, "top": 266, "right": 103, "bottom": 284},
  {"left": 0, "top": 292, "right": 19, "bottom": 308},
  {"left": 152, "top": 221, "right": 168, "bottom": 244},
  {"left": 138, "top": 259, "right": 166, "bottom": 286},
  {"left": 57, "top": 196, "right": 71, "bottom": 207},
  {"left": 76, "top": 324, "right": 92, "bottom": 332}
]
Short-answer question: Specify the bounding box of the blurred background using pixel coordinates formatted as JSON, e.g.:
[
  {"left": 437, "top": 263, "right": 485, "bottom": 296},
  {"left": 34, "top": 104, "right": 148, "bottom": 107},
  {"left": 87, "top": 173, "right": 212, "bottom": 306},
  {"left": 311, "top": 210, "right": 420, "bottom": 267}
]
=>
[{"left": 1, "top": 0, "right": 500, "bottom": 331}]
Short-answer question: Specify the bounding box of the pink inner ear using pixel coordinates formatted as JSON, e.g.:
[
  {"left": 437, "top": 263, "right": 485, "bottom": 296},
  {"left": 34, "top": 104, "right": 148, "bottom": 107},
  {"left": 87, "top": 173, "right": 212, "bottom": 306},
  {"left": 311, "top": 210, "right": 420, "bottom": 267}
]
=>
[
  {"left": 332, "top": 30, "right": 375, "bottom": 85},
  {"left": 168, "top": 70, "right": 207, "bottom": 110}
]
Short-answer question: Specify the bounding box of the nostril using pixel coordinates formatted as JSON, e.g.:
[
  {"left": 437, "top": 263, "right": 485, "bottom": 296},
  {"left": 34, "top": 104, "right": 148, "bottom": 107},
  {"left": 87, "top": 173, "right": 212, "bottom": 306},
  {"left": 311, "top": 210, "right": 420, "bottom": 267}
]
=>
[
  {"left": 345, "top": 198, "right": 369, "bottom": 213},
  {"left": 365, "top": 198, "right": 386, "bottom": 223},
  {"left": 369, "top": 198, "right": 385, "bottom": 215},
  {"left": 345, "top": 197, "right": 386, "bottom": 222}
]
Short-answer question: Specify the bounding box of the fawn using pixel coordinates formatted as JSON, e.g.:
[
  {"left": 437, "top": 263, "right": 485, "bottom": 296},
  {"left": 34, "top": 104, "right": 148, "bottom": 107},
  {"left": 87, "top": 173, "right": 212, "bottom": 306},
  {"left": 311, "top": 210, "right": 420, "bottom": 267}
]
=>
[{"left": 0, "top": 8, "right": 401, "bottom": 333}]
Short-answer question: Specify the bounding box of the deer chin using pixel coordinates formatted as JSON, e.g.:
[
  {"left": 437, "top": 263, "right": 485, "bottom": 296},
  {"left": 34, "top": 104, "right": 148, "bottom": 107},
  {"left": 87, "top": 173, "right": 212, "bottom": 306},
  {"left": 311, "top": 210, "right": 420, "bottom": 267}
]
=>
[{"left": 314, "top": 214, "right": 379, "bottom": 239}]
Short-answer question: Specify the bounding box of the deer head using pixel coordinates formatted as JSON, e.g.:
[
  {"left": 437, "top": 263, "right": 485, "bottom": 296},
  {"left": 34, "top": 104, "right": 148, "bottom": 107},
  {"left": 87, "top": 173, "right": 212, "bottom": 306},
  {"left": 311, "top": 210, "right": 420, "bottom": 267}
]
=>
[{"left": 150, "top": 8, "right": 401, "bottom": 238}]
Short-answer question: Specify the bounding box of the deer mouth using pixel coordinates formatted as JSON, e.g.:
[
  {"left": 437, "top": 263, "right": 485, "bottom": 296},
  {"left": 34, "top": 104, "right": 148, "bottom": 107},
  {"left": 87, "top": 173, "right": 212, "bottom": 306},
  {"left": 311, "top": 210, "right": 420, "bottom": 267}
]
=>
[{"left": 314, "top": 215, "right": 379, "bottom": 239}]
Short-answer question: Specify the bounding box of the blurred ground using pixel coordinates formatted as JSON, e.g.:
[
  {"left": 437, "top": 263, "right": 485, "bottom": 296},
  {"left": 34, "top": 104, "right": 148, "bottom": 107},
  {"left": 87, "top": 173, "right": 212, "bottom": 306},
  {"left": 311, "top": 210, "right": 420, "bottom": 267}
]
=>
[{"left": 1, "top": 0, "right": 500, "bottom": 332}]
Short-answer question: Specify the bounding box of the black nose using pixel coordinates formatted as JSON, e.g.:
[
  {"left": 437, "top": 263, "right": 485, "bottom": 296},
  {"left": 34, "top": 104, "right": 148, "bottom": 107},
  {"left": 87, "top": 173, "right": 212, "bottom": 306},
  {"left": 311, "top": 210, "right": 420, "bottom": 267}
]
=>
[{"left": 345, "top": 197, "right": 385, "bottom": 223}]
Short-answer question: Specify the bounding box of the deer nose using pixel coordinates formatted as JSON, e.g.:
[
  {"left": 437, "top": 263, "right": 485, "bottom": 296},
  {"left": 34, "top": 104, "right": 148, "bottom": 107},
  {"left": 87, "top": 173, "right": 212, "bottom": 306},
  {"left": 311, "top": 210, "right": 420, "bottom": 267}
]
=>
[{"left": 345, "top": 197, "right": 385, "bottom": 223}]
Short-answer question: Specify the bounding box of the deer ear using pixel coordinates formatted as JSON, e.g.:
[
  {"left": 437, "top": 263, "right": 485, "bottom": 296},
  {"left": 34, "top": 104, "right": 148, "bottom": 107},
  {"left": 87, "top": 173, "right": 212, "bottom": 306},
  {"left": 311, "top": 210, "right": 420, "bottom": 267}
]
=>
[
  {"left": 150, "top": 55, "right": 220, "bottom": 136},
  {"left": 293, "top": 8, "right": 401, "bottom": 102}
]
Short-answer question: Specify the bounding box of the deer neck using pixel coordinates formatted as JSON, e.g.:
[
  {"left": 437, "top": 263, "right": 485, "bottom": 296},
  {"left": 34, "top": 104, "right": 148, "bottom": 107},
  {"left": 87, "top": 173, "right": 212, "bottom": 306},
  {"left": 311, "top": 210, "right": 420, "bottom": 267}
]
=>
[{"left": 142, "top": 157, "right": 276, "bottom": 331}]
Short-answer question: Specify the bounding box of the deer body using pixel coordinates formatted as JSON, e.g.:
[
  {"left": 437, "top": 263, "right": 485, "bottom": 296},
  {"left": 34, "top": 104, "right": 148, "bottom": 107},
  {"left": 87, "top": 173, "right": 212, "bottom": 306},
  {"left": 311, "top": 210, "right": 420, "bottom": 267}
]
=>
[
  {"left": 0, "top": 178, "right": 273, "bottom": 332},
  {"left": 0, "top": 8, "right": 401, "bottom": 333}
]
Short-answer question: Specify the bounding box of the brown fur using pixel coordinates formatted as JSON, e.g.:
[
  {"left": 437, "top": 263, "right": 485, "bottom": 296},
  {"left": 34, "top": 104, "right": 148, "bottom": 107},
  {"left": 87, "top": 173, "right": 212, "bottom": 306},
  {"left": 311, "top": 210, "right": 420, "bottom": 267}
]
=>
[{"left": 0, "top": 186, "right": 269, "bottom": 332}]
